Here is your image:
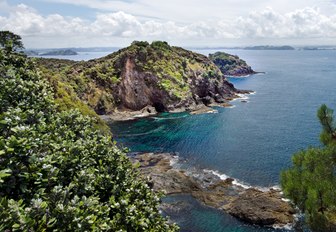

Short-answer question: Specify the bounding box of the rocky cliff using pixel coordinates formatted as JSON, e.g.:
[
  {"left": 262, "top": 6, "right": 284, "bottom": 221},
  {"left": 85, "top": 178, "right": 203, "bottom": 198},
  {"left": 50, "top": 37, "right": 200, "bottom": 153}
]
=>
[{"left": 37, "top": 41, "right": 248, "bottom": 117}]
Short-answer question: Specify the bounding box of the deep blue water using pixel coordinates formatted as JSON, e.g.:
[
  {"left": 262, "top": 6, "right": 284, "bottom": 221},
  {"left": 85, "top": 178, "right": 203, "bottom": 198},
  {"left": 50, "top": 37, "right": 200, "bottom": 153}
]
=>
[{"left": 107, "top": 49, "right": 336, "bottom": 231}]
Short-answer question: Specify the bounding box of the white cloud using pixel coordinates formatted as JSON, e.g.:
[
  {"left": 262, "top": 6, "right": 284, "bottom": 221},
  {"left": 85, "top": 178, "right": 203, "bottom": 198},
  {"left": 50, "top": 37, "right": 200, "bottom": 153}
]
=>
[
  {"left": 236, "top": 7, "right": 336, "bottom": 39},
  {"left": 1, "top": 2, "right": 336, "bottom": 47}
]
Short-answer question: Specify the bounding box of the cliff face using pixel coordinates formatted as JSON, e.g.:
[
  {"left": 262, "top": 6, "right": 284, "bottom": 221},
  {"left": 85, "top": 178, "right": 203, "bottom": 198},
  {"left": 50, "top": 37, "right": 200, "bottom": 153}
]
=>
[
  {"left": 209, "top": 52, "right": 256, "bottom": 77},
  {"left": 38, "top": 41, "right": 243, "bottom": 115}
]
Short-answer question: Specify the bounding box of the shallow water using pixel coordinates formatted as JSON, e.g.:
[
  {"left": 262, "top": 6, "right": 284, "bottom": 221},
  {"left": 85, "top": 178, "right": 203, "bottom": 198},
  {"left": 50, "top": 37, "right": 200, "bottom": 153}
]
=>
[{"left": 108, "top": 49, "right": 336, "bottom": 231}]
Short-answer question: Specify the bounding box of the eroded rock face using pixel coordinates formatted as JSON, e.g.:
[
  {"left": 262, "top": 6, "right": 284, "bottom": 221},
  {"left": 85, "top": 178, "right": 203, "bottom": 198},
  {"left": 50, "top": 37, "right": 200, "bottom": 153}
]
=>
[
  {"left": 130, "top": 152, "right": 296, "bottom": 228},
  {"left": 114, "top": 45, "right": 242, "bottom": 113}
]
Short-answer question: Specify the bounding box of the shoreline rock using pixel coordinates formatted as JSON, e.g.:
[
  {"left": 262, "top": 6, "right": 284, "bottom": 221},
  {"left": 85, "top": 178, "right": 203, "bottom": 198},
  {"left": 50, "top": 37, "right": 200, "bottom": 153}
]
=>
[
  {"left": 102, "top": 90, "right": 253, "bottom": 122},
  {"left": 130, "top": 152, "right": 296, "bottom": 228},
  {"left": 102, "top": 105, "right": 158, "bottom": 121}
]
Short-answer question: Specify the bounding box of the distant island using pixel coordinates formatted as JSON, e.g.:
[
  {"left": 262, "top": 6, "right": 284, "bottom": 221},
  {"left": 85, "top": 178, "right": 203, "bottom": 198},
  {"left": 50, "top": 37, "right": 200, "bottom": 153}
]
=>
[
  {"left": 301, "top": 46, "right": 336, "bottom": 51},
  {"left": 40, "top": 49, "right": 78, "bottom": 56},
  {"left": 244, "top": 45, "right": 295, "bottom": 50}
]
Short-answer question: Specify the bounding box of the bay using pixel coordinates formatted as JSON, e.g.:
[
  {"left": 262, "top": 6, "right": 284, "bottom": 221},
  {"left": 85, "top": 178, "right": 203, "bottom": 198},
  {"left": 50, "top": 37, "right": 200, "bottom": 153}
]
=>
[{"left": 108, "top": 49, "right": 336, "bottom": 231}]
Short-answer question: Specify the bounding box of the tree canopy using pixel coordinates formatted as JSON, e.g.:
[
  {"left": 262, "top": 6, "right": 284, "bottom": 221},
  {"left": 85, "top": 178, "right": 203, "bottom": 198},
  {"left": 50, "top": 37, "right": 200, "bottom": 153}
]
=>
[
  {"left": 0, "top": 31, "right": 24, "bottom": 51},
  {"left": 281, "top": 104, "right": 336, "bottom": 231},
  {"left": 0, "top": 32, "right": 177, "bottom": 231}
]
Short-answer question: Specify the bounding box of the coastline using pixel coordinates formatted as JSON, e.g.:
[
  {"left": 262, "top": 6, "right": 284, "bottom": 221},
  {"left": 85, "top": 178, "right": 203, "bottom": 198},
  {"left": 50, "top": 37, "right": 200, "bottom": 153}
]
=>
[
  {"left": 102, "top": 90, "right": 254, "bottom": 122},
  {"left": 130, "top": 152, "right": 297, "bottom": 229}
]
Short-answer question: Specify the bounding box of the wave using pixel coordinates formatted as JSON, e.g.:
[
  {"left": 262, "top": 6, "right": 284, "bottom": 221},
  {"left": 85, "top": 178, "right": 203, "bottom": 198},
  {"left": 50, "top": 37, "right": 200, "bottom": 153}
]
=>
[
  {"left": 170, "top": 155, "right": 286, "bottom": 193},
  {"left": 165, "top": 154, "right": 297, "bottom": 230},
  {"left": 202, "top": 169, "right": 278, "bottom": 191},
  {"left": 249, "top": 91, "right": 257, "bottom": 95},
  {"left": 231, "top": 93, "right": 249, "bottom": 102}
]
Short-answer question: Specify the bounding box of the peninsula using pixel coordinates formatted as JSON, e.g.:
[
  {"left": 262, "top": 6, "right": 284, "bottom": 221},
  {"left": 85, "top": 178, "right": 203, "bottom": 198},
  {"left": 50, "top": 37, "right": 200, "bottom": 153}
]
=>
[{"left": 37, "top": 41, "right": 252, "bottom": 121}]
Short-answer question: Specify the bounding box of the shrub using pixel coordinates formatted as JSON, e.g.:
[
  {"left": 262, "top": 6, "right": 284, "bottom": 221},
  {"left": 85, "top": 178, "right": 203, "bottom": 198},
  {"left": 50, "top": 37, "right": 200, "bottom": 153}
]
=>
[{"left": 0, "top": 33, "right": 178, "bottom": 231}]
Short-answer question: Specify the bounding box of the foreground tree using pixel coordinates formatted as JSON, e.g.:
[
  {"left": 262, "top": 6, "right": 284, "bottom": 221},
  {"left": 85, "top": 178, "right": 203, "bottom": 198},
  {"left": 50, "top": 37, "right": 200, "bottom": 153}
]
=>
[
  {"left": 0, "top": 32, "right": 177, "bottom": 231},
  {"left": 0, "top": 31, "right": 24, "bottom": 51},
  {"left": 281, "top": 104, "right": 336, "bottom": 231}
]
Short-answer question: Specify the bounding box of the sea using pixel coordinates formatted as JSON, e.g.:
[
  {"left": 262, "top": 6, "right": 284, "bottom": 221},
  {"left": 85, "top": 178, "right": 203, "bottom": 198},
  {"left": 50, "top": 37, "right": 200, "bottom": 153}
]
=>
[{"left": 42, "top": 49, "right": 336, "bottom": 231}]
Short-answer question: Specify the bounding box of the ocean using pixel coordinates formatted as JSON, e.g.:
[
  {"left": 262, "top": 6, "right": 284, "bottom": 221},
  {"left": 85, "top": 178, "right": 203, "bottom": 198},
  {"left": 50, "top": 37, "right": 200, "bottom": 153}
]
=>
[
  {"left": 109, "top": 49, "right": 336, "bottom": 231},
  {"left": 47, "top": 49, "right": 336, "bottom": 231}
]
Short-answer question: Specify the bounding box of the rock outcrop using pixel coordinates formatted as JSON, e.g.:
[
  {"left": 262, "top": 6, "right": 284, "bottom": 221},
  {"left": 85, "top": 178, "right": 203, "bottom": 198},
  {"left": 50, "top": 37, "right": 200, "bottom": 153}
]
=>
[
  {"left": 209, "top": 52, "right": 256, "bottom": 77},
  {"left": 226, "top": 188, "right": 296, "bottom": 226},
  {"left": 130, "top": 152, "right": 296, "bottom": 228},
  {"left": 37, "top": 41, "right": 250, "bottom": 118}
]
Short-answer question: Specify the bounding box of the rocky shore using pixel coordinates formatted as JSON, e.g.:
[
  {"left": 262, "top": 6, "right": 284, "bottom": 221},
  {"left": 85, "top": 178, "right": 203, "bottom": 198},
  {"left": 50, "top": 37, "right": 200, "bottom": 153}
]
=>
[
  {"left": 102, "top": 90, "right": 251, "bottom": 121},
  {"left": 130, "top": 152, "right": 296, "bottom": 228}
]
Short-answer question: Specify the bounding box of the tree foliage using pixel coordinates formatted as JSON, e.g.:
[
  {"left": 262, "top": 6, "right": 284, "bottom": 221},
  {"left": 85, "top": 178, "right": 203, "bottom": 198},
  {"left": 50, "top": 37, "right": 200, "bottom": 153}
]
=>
[
  {"left": 0, "top": 31, "right": 24, "bottom": 52},
  {"left": 317, "top": 104, "right": 336, "bottom": 145},
  {"left": 281, "top": 104, "right": 336, "bottom": 231},
  {"left": 0, "top": 32, "right": 177, "bottom": 231}
]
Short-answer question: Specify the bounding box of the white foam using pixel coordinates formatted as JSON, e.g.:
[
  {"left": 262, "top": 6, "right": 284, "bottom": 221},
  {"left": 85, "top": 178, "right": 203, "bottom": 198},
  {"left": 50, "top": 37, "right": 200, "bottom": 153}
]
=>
[
  {"left": 203, "top": 169, "right": 252, "bottom": 189},
  {"left": 201, "top": 169, "right": 285, "bottom": 193},
  {"left": 231, "top": 94, "right": 249, "bottom": 103},
  {"left": 226, "top": 105, "right": 236, "bottom": 109},
  {"left": 232, "top": 179, "right": 252, "bottom": 189},
  {"left": 203, "top": 169, "right": 230, "bottom": 180},
  {"left": 237, "top": 93, "right": 250, "bottom": 100},
  {"left": 169, "top": 155, "right": 181, "bottom": 168},
  {"left": 273, "top": 223, "right": 293, "bottom": 230}
]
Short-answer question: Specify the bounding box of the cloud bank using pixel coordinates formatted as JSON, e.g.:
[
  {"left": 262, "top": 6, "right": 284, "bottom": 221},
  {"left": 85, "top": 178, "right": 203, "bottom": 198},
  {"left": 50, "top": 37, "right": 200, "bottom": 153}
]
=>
[{"left": 1, "top": 2, "right": 336, "bottom": 47}]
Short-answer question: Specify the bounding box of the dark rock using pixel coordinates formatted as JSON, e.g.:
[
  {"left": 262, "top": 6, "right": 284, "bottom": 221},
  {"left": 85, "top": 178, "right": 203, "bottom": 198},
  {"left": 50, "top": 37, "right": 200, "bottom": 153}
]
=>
[
  {"left": 130, "top": 152, "right": 296, "bottom": 228},
  {"left": 226, "top": 188, "right": 296, "bottom": 226}
]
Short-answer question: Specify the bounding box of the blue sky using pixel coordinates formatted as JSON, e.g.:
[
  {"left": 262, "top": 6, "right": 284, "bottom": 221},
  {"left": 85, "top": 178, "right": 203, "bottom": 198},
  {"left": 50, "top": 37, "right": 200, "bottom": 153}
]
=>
[{"left": 1, "top": 0, "right": 336, "bottom": 48}]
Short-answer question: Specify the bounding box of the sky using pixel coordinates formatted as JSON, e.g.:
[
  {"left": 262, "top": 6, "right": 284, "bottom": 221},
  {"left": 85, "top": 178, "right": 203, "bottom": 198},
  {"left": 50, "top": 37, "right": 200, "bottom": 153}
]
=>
[{"left": 1, "top": 0, "right": 336, "bottom": 48}]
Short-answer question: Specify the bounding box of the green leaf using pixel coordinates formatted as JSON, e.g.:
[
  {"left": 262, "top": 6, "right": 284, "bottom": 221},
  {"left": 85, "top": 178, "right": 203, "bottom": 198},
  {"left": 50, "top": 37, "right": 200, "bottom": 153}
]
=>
[{"left": 0, "top": 169, "right": 12, "bottom": 183}]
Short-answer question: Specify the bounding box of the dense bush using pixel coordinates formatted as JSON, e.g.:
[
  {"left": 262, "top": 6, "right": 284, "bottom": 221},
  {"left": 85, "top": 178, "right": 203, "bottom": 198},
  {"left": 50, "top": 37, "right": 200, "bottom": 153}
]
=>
[
  {"left": 281, "top": 104, "right": 336, "bottom": 231},
  {"left": 0, "top": 34, "right": 177, "bottom": 231}
]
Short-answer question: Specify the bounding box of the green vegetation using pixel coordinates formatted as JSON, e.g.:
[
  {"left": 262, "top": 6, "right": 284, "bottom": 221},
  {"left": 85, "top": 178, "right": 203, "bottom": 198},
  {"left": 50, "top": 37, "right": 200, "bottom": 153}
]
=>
[
  {"left": 0, "top": 31, "right": 24, "bottom": 52},
  {"left": 0, "top": 33, "right": 178, "bottom": 231},
  {"left": 209, "top": 52, "right": 254, "bottom": 76},
  {"left": 36, "top": 58, "right": 110, "bottom": 133},
  {"left": 281, "top": 104, "right": 336, "bottom": 231},
  {"left": 36, "top": 41, "right": 225, "bottom": 114}
]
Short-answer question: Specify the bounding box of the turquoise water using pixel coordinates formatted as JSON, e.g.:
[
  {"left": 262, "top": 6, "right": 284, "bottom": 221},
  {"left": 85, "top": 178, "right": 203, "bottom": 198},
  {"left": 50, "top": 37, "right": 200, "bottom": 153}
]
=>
[{"left": 108, "top": 49, "right": 336, "bottom": 231}]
